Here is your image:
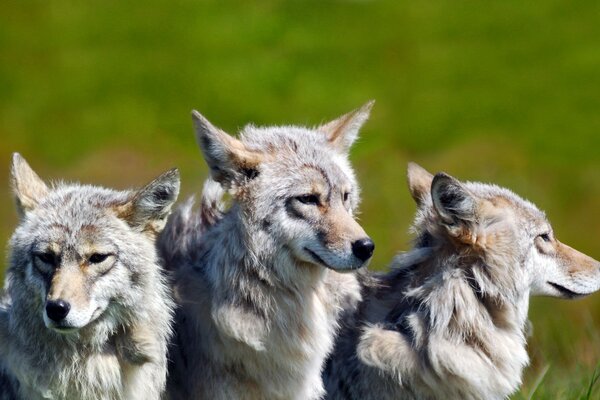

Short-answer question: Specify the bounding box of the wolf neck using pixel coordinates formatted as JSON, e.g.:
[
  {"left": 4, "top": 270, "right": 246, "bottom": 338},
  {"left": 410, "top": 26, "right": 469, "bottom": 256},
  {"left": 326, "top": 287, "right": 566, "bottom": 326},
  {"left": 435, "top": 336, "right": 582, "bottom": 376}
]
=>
[
  {"left": 402, "top": 246, "right": 530, "bottom": 337},
  {"left": 384, "top": 245, "right": 531, "bottom": 387}
]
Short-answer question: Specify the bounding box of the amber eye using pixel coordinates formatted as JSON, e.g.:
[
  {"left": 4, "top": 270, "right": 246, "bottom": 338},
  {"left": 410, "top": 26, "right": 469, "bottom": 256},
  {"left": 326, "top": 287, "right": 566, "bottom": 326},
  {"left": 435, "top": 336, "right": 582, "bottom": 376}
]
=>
[
  {"left": 35, "top": 252, "right": 57, "bottom": 265},
  {"left": 89, "top": 253, "right": 110, "bottom": 264},
  {"left": 296, "top": 194, "right": 320, "bottom": 205},
  {"left": 538, "top": 233, "right": 551, "bottom": 243}
]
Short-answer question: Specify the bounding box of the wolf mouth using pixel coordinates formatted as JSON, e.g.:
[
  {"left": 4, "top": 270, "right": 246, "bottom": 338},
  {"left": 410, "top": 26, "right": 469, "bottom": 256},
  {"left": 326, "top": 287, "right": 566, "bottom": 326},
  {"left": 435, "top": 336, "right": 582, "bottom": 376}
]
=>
[
  {"left": 304, "top": 247, "right": 330, "bottom": 268},
  {"left": 303, "top": 247, "right": 361, "bottom": 271},
  {"left": 547, "top": 282, "right": 584, "bottom": 299}
]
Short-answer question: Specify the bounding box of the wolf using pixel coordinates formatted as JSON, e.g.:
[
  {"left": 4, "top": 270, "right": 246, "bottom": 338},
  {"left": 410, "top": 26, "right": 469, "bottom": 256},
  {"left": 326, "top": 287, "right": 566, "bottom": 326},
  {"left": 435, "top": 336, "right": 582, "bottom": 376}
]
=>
[
  {"left": 324, "top": 163, "right": 600, "bottom": 400},
  {"left": 0, "top": 153, "right": 179, "bottom": 400},
  {"left": 160, "top": 103, "right": 375, "bottom": 400}
]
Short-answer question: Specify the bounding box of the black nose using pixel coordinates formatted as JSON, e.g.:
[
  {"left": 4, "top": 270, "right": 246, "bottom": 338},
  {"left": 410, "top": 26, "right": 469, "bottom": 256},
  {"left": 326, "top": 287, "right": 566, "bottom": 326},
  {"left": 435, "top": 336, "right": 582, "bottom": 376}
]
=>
[
  {"left": 45, "top": 300, "right": 71, "bottom": 322},
  {"left": 352, "top": 238, "right": 375, "bottom": 262}
]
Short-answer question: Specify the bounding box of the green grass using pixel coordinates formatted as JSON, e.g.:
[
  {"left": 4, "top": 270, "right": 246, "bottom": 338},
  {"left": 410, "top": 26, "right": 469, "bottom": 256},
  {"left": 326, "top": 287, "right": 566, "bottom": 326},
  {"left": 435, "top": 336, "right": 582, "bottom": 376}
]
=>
[{"left": 1, "top": 1, "right": 600, "bottom": 397}]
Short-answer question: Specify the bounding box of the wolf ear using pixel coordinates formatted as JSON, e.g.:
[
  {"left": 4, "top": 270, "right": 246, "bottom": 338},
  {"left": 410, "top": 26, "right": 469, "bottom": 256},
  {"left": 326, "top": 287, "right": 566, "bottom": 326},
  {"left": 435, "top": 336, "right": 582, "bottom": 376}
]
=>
[
  {"left": 407, "top": 162, "right": 433, "bottom": 207},
  {"left": 318, "top": 100, "right": 374, "bottom": 153},
  {"left": 118, "top": 169, "right": 180, "bottom": 236},
  {"left": 431, "top": 173, "right": 477, "bottom": 235},
  {"left": 10, "top": 153, "right": 49, "bottom": 216},
  {"left": 192, "top": 110, "right": 263, "bottom": 187}
]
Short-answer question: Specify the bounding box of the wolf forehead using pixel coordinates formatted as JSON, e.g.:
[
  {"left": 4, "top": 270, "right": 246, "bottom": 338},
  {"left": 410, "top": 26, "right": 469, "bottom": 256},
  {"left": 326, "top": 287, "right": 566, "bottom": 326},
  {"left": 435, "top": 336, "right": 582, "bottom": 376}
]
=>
[
  {"left": 23, "top": 184, "right": 131, "bottom": 229},
  {"left": 240, "top": 125, "right": 356, "bottom": 176},
  {"left": 465, "top": 182, "right": 547, "bottom": 221}
]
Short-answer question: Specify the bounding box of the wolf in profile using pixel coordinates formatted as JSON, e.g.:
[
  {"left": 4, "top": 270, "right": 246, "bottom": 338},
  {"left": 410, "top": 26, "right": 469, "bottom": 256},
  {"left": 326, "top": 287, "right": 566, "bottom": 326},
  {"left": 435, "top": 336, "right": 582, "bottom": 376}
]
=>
[
  {"left": 0, "top": 153, "right": 179, "bottom": 400},
  {"left": 324, "top": 163, "right": 600, "bottom": 400},
  {"left": 160, "top": 103, "right": 375, "bottom": 400}
]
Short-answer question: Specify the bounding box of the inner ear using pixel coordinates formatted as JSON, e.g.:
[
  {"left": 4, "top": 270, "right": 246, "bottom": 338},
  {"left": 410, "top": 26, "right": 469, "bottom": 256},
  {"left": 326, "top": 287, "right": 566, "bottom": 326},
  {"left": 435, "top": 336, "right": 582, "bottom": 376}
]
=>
[
  {"left": 116, "top": 168, "right": 180, "bottom": 236},
  {"left": 192, "top": 110, "right": 263, "bottom": 187},
  {"left": 431, "top": 173, "right": 477, "bottom": 228},
  {"left": 317, "top": 100, "right": 374, "bottom": 153}
]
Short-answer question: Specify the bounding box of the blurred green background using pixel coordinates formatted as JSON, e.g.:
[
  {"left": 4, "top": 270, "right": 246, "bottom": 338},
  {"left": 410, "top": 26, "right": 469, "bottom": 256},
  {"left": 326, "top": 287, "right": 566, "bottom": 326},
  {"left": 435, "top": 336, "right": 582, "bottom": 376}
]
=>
[{"left": 1, "top": 0, "right": 599, "bottom": 397}]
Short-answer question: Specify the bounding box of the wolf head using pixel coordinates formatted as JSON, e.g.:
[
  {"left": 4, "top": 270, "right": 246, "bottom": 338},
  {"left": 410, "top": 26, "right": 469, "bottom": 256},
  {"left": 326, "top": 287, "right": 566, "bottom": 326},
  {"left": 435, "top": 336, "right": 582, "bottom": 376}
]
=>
[
  {"left": 8, "top": 153, "right": 180, "bottom": 333},
  {"left": 191, "top": 102, "right": 375, "bottom": 271},
  {"left": 407, "top": 162, "right": 600, "bottom": 299}
]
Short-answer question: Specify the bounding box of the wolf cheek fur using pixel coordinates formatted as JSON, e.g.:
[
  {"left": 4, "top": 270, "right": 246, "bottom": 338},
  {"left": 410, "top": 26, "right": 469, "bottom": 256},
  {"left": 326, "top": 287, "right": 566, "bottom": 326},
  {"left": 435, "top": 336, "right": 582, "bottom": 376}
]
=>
[
  {"left": 324, "top": 163, "right": 600, "bottom": 400},
  {"left": 161, "top": 103, "right": 375, "bottom": 400},
  {"left": 0, "top": 153, "right": 179, "bottom": 400}
]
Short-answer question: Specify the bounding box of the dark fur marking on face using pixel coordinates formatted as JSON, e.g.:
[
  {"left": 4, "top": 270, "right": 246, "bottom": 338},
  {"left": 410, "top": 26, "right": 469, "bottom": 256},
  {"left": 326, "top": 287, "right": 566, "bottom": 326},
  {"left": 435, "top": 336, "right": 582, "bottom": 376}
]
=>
[
  {"left": 285, "top": 198, "right": 306, "bottom": 220},
  {"left": 33, "top": 256, "right": 54, "bottom": 289},
  {"left": 316, "top": 230, "right": 331, "bottom": 247},
  {"left": 301, "top": 164, "right": 333, "bottom": 202}
]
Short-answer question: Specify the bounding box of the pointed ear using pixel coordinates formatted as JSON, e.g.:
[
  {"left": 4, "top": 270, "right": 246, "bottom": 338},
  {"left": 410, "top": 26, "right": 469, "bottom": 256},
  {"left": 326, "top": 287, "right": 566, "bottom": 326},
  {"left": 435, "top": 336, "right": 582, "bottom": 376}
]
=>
[
  {"left": 318, "top": 100, "right": 374, "bottom": 153},
  {"left": 10, "top": 153, "right": 49, "bottom": 216},
  {"left": 407, "top": 162, "right": 433, "bottom": 207},
  {"left": 431, "top": 173, "right": 477, "bottom": 230},
  {"left": 117, "top": 169, "right": 180, "bottom": 236},
  {"left": 192, "top": 110, "right": 263, "bottom": 187}
]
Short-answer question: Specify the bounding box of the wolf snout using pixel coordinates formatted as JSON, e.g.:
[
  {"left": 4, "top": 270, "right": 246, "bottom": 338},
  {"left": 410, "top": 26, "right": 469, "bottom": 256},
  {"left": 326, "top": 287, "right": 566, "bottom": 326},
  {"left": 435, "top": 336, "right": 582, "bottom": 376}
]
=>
[
  {"left": 352, "top": 238, "right": 375, "bottom": 261},
  {"left": 45, "top": 299, "right": 71, "bottom": 322}
]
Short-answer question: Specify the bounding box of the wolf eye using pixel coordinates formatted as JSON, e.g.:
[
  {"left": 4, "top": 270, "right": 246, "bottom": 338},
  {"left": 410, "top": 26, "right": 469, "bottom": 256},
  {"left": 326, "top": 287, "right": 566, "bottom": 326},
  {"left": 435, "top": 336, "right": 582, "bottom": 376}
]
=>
[
  {"left": 296, "top": 194, "right": 320, "bottom": 205},
  {"left": 538, "top": 233, "right": 551, "bottom": 242},
  {"left": 89, "top": 253, "right": 110, "bottom": 264},
  {"left": 34, "top": 252, "right": 57, "bottom": 266}
]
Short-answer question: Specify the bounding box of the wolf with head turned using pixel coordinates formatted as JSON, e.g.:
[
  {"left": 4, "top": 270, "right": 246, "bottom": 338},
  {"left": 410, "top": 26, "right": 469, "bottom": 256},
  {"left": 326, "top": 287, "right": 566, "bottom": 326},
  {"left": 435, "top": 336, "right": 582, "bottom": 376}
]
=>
[
  {"left": 0, "top": 153, "right": 179, "bottom": 400},
  {"left": 324, "top": 163, "right": 600, "bottom": 400},
  {"left": 160, "top": 103, "right": 376, "bottom": 400}
]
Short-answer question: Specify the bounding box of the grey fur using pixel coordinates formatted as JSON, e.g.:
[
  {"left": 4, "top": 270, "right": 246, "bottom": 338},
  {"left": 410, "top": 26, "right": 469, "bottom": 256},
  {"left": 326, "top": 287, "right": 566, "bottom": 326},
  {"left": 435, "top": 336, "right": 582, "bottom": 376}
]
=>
[
  {"left": 324, "top": 163, "right": 600, "bottom": 400},
  {"left": 160, "top": 104, "right": 374, "bottom": 400},
  {"left": 0, "top": 153, "right": 179, "bottom": 400}
]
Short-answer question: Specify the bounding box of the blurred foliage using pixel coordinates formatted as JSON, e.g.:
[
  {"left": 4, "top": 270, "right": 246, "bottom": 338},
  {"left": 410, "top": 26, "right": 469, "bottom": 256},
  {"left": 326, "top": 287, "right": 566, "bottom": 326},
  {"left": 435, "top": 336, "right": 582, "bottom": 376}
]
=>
[{"left": 1, "top": 0, "right": 599, "bottom": 397}]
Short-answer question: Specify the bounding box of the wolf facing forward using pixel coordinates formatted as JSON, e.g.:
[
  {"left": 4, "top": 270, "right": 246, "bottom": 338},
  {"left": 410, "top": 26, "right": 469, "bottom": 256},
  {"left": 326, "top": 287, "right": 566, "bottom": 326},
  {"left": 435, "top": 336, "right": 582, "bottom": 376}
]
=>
[
  {"left": 0, "top": 154, "right": 179, "bottom": 400},
  {"left": 324, "top": 163, "right": 600, "bottom": 400},
  {"left": 160, "top": 103, "right": 375, "bottom": 400}
]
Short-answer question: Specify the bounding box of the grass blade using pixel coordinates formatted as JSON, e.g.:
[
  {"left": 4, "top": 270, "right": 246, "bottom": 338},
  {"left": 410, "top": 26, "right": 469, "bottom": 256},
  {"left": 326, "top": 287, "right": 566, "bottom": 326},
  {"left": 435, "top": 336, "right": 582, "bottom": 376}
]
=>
[{"left": 527, "top": 365, "right": 550, "bottom": 400}]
